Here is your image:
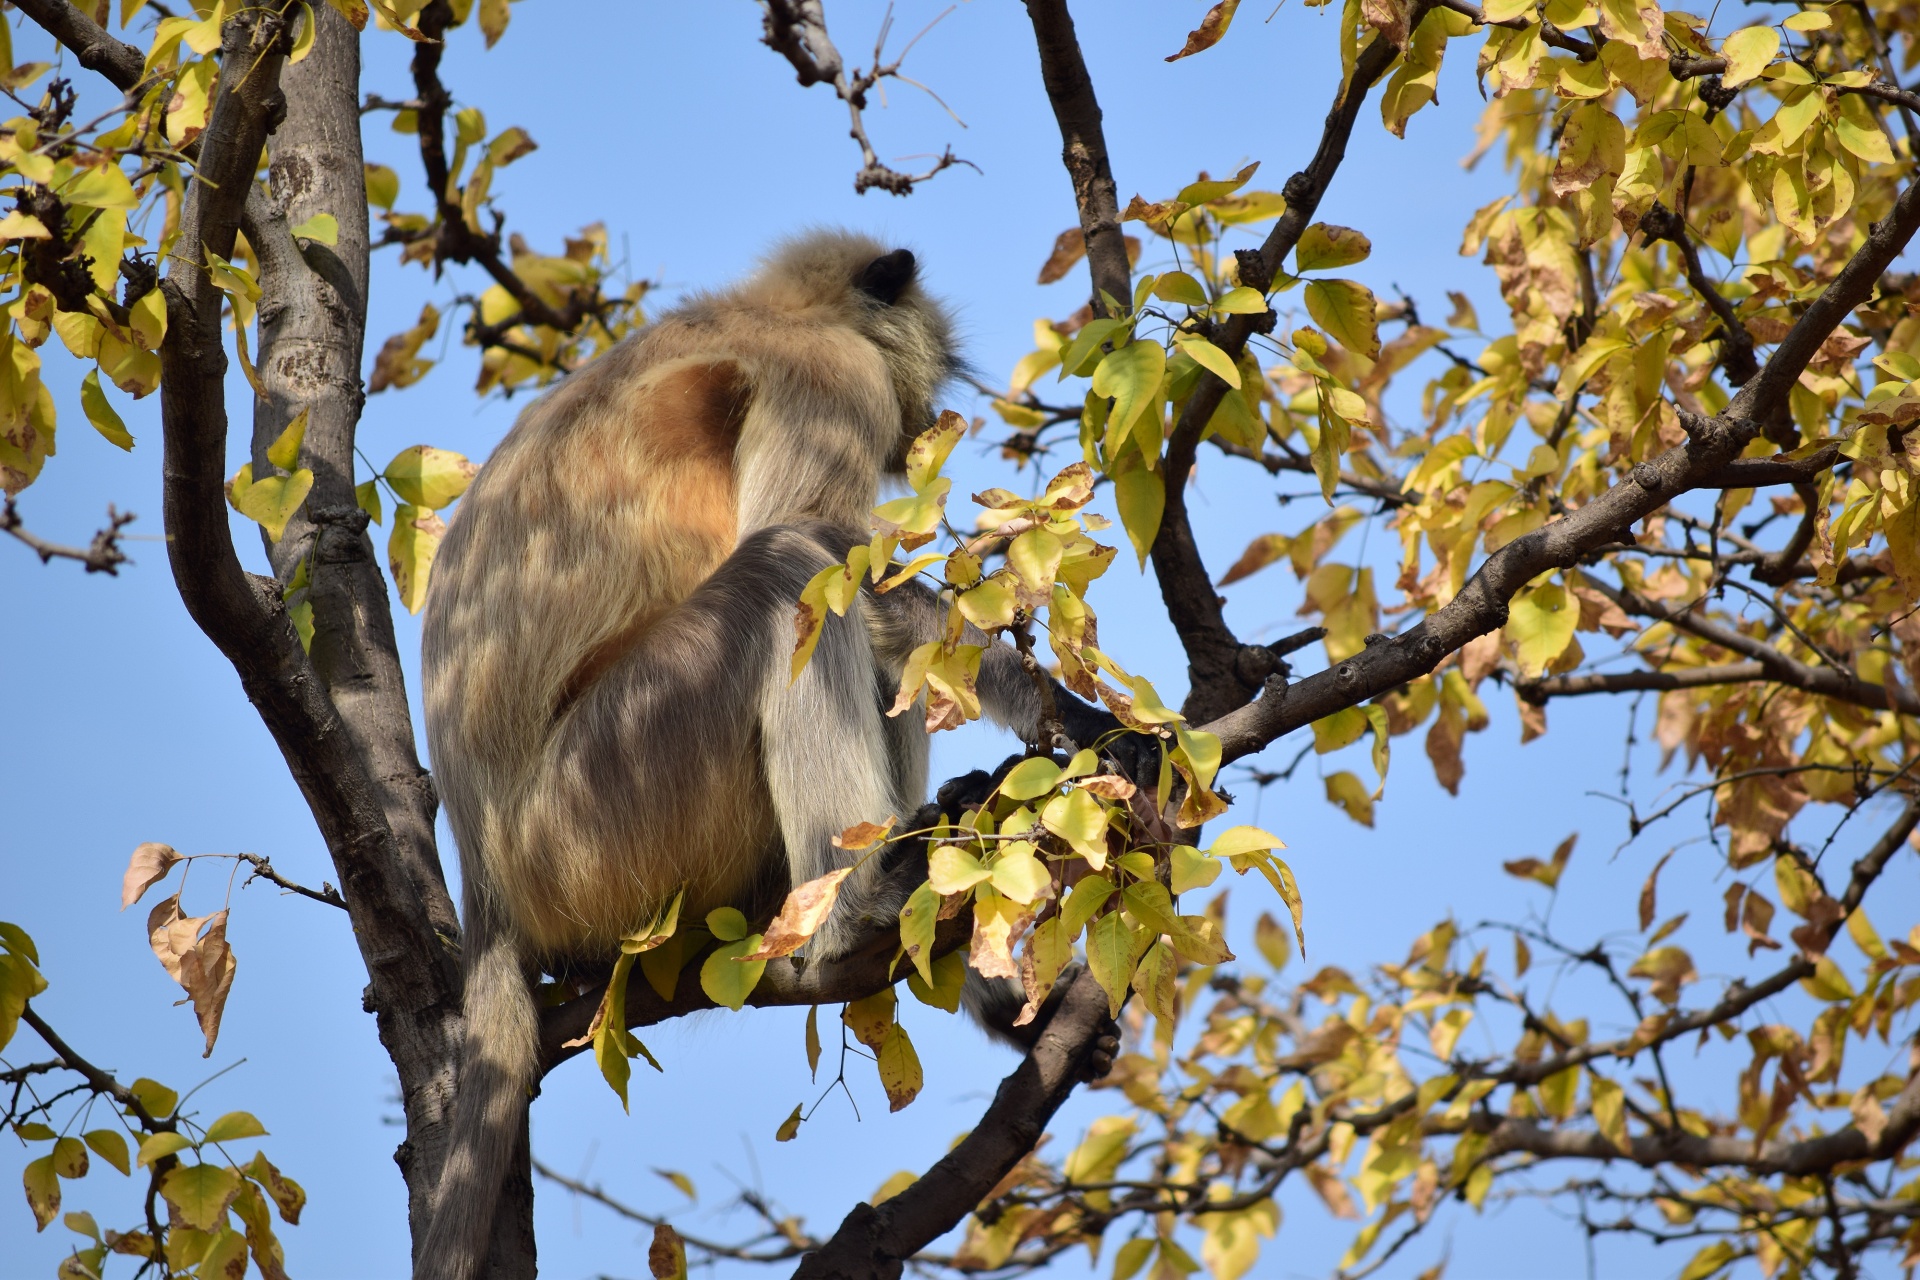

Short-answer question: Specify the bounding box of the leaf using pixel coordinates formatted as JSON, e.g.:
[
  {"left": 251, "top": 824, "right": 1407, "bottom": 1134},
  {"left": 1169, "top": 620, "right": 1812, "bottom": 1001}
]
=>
[
  {"left": 738, "top": 869, "right": 850, "bottom": 961},
  {"left": 203, "top": 1112, "right": 268, "bottom": 1145},
  {"left": 991, "top": 844, "right": 1052, "bottom": 905},
  {"left": 479, "top": 0, "right": 510, "bottom": 46},
  {"left": 1719, "top": 25, "right": 1777, "bottom": 87},
  {"left": 898, "top": 881, "right": 938, "bottom": 986},
  {"left": 1506, "top": 582, "right": 1577, "bottom": 676},
  {"left": 1112, "top": 448, "right": 1165, "bottom": 569},
  {"left": 705, "top": 907, "right": 749, "bottom": 943},
  {"left": 383, "top": 444, "right": 477, "bottom": 509},
  {"left": 1638, "top": 851, "right": 1671, "bottom": 932},
  {"left": 161, "top": 1163, "right": 240, "bottom": 1231},
  {"left": 50, "top": 1136, "right": 87, "bottom": 1178},
  {"left": 74, "top": 369, "right": 133, "bottom": 450},
  {"left": 1175, "top": 334, "right": 1241, "bottom": 388},
  {"left": 648, "top": 1222, "right": 688, "bottom": 1280},
  {"left": 227, "top": 463, "right": 315, "bottom": 544},
  {"left": 23, "top": 1155, "right": 57, "bottom": 1230},
  {"left": 1090, "top": 339, "right": 1166, "bottom": 447},
  {"left": 1294, "top": 223, "right": 1372, "bottom": 272},
  {"left": 82, "top": 1130, "right": 129, "bottom": 1176},
  {"left": 774, "top": 1104, "right": 803, "bottom": 1142},
  {"left": 1000, "top": 756, "right": 1064, "bottom": 801},
  {"left": 137, "top": 1131, "right": 192, "bottom": 1169},
  {"left": 699, "top": 936, "right": 766, "bottom": 1011},
  {"left": 908, "top": 948, "right": 966, "bottom": 1013},
  {"left": 875, "top": 1023, "right": 924, "bottom": 1111},
  {"left": 244, "top": 1152, "right": 305, "bottom": 1225},
  {"left": 120, "top": 842, "right": 180, "bottom": 909},
  {"left": 1303, "top": 279, "right": 1380, "bottom": 358},
  {"left": 289, "top": 212, "right": 338, "bottom": 245},
  {"left": 1324, "top": 771, "right": 1374, "bottom": 827},
  {"left": 1679, "top": 1241, "right": 1737, "bottom": 1280},
  {"left": 388, "top": 503, "right": 447, "bottom": 614},
  {"left": 1151, "top": 271, "right": 1210, "bottom": 306},
  {"left": 1170, "top": 845, "right": 1220, "bottom": 895},
  {"left": 1085, "top": 911, "right": 1135, "bottom": 1016},
  {"left": 1166, "top": 0, "right": 1238, "bottom": 60}
]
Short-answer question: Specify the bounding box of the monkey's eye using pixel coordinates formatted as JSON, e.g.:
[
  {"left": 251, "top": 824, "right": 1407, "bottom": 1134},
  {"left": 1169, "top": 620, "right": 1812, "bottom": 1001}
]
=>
[{"left": 856, "top": 250, "right": 916, "bottom": 306}]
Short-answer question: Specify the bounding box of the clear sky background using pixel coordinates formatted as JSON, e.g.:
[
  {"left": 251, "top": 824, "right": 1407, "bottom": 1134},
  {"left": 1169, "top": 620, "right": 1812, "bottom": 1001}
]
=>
[{"left": 4, "top": 3, "right": 1915, "bottom": 1279}]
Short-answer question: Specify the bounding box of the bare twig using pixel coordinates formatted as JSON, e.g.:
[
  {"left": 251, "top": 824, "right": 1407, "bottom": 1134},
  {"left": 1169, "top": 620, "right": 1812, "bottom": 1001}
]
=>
[
  {"left": 757, "top": 0, "right": 975, "bottom": 195},
  {"left": 236, "top": 852, "right": 347, "bottom": 910},
  {"left": 2, "top": 498, "right": 133, "bottom": 574}
]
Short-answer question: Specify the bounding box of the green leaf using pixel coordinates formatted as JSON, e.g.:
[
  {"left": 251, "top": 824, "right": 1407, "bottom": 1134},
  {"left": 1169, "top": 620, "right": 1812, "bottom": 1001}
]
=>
[
  {"left": 999, "top": 756, "right": 1064, "bottom": 801},
  {"left": 1174, "top": 334, "right": 1241, "bottom": 388},
  {"left": 705, "top": 907, "right": 749, "bottom": 943},
  {"left": 356, "top": 477, "right": 383, "bottom": 525},
  {"left": 136, "top": 1132, "right": 192, "bottom": 1168},
  {"left": 1112, "top": 448, "right": 1165, "bottom": 570},
  {"left": 699, "top": 935, "right": 766, "bottom": 1010},
  {"left": 1085, "top": 910, "right": 1135, "bottom": 1016},
  {"left": 82, "top": 1130, "right": 128, "bottom": 1177},
  {"left": 1150, "top": 271, "right": 1209, "bottom": 306},
  {"left": 79, "top": 370, "right": 132, "bottom": 450},
  {"left": 1090, "top": 338, "right": 1166, "bottom": 445},
  {"left": 202, "top": 1111, "right": 267, "bottom": 1145},
  {"left": 1303, "top": 279, "right": 1380, "bottom": 358},
  {"left": 898, "top": 880, "right": 938, "bottom": 985},
  {"left": 289, "top": 212, "right": 338, "bottom": 245},
  {"left": 128, "top": 1078, "right": 177, "bottom": 1120},
  {"left": 1294, "top": 223, "right": 1372, "bottom": 271},
  {"left": 1169, "top": 844, "right": 1221, "bottom": 895},
  {"left": 159, "top": 1162, "right": 240, "bottom": 1231},
  {"left": 906, "top": 949, "right": 966, "bottom": 1013}
]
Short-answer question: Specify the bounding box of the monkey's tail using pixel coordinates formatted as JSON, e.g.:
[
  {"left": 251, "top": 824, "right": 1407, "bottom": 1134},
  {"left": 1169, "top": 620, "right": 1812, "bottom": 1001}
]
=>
[{"left": 415, "top": 900, "right": 538, "bottom": 1280}]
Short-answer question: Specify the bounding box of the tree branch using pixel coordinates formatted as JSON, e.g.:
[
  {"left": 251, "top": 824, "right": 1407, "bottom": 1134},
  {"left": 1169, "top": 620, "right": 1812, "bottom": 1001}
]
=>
[
  {"left": 12, "top": 0, "right": 145, "bottom": 91},
  {"left": 1, "top": 498, "right": 133, "bottom": 573},
  {"left": 791, "top": 969, "right": 1115, "bottom": 1280},
  {"left": 1022, "top": 0, "right": 1130, "bottom": 318},
  {"left": 757, "top": 0, "right": 973, "bottom": 196},
  {"left": 1158, "top": 17, "right": 1425, "bottom": 724},
  {"left": 1202, "top": 167, "right": 1920, "bottom": 764}
]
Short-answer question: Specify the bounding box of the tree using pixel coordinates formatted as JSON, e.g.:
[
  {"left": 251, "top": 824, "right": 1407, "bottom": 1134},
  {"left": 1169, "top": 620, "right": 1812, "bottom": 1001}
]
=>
[{"left": 4, "top": 0, "right": 1920, "bottom": 1277}]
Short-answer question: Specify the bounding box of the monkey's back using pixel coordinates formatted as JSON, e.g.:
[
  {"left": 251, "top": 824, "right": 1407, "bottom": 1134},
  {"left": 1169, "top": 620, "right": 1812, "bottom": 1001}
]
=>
[{"left": 422, "top": 264, "right": 912, "bottom": 962}]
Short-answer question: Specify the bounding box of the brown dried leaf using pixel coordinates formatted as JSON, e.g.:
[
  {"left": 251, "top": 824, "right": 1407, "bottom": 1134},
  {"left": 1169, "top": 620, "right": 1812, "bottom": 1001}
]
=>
[
  {"left": 1036, "top": 229, "right": 1086, "bottom": 285},
  {"left": 1166, "top": 0, "right": 1239, "bottom": 60},
  {"left": 1851, "top": 1089, "right": 1889, "bottom": 1145},
  {"left": 737, "top": 869, "right": 852, "bottom": 962},
  {"left": 648, "top": 1223, "right": 687, "bottom": 1280},
  {"left": 1638, "top": 851, "right": 1671, "bottom": 932},
  {"left": 1303, "top": 1162, "right": 1359, "bottom": 1219},
  {"left": 121, "top": 842, "right": 181, "bottom": 910},
  {"left": 178, "top": 909, "right": 236, "bottom": 1056},
  {"left": 831, "top": 819, "right": 896, "bottom": 851},
  {"left": 1077, "top": 774, "right": 1136, "bottom": 801}
]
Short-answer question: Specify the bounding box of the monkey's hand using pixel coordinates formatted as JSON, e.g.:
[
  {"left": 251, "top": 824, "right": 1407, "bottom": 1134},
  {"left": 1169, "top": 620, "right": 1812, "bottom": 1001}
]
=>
[
  {"left": 967, "top": 965, "right": 1120, "bottom": 1083},
  {"left": 1055, "top": 694, "right": 1162, "bottom": 790}
]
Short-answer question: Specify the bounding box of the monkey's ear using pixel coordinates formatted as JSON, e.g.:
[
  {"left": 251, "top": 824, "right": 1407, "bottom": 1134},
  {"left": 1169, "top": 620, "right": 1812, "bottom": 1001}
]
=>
[{"left": 856, "top": 249, "right": 916, "bottom": 305}]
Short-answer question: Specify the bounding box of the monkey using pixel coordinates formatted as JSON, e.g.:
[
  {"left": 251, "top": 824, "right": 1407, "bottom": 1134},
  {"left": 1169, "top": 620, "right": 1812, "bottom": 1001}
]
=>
[{"left": 415, "top": 231, "right": 1128, "bottom": 1280}]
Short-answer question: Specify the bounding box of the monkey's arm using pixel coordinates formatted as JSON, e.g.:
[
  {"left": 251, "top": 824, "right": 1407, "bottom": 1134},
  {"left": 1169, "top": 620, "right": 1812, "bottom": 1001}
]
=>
[{"left": 867, "top": 578, "right": 1145, "bottom": 767}]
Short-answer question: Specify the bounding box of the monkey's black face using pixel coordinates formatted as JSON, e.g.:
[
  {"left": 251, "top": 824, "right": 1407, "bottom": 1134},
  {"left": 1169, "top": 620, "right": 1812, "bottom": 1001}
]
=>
[{"left": 856, "top": 249, "right": 917, "bottom": 305}]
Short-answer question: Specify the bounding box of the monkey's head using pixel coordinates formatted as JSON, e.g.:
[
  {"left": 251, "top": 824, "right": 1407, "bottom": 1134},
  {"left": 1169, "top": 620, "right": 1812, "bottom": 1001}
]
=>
[{"left": 755, "top": 230, "right": 962, "bottom": 472}]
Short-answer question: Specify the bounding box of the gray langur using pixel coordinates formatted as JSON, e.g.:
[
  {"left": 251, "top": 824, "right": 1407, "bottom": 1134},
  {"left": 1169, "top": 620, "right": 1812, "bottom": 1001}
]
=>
[{"left": 415, "top": 231, "right": 1123, "bottom": 1280}]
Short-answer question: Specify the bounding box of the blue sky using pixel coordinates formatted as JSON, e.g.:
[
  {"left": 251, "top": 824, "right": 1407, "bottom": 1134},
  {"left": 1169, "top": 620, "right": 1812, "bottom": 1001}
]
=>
[{"left": 4, "top": 3, "right": 1914, "bottom": 1278}]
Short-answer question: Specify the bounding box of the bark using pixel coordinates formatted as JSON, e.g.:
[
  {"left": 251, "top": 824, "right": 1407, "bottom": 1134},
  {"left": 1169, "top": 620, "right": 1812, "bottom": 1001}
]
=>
[{"left": 791, "top": 970, "right": 1115, "bottom": 1280}]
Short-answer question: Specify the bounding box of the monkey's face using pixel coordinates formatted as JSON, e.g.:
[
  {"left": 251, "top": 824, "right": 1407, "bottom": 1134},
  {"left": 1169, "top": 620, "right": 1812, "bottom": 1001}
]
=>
[{"left": 851, "top": 249, "right": 963, "bottom": 474}]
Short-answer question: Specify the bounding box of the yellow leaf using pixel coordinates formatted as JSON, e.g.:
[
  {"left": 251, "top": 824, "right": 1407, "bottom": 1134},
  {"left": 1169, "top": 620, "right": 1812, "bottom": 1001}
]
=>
[
  {"left": 387, "top": 502, "right": 446, "bottom": 612},
  {"left": 1719, "top": 25, "right": 1777, "bottom": 87},
  {"left": 383, "top": 444, "right": 477, "bottom": 509},
  {"left": 929, "top": 844, "right": 991, "bottom": 895},
  {"left": 289, "top": 212, "right": 338, "bottom": 245},
  {"left": 1304, "top": 279, "right": 1380, "bottom": 358},
  {"left": 1174, "top": 334, "right": 1241, "bottom": 388},
  {"left": 1111, "top": 448, "right": 1164, "bottom": 568},
  {"left": 80, "top": 370, "right": 132, "bottom": 450},
  {"left": 1294, "top": 223, "right": 1372, "bottom": 272},
  {"left": 227, "top": 463, "right": 315, "bottom": 544},
  {"left": 875, "top": 1022, "right": 923, "bottom": 1111},
  {"left": 1324, "top": 770, "right": 1374, "bottom": 826},
  {"left": 1090, "top": 339, "right": 1166, "bottom": 447},
  {"left": 0, "top": 210, "right": 50, "bottom": 241},
  {"left": 699, "top": 935, "right": 766, "bottom": 1011}
]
